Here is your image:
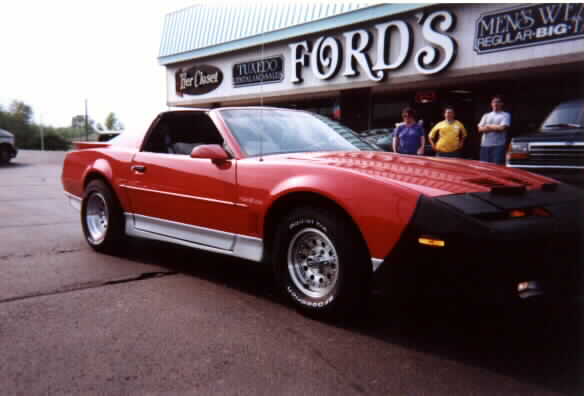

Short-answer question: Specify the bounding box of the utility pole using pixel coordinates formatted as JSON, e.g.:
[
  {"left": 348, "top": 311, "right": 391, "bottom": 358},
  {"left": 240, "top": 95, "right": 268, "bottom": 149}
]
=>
[
  {"left": 40, "top": 113, "right": 44, "bottom": 151},
  {"left": 84, "top": 99, "right": 89, "bottom": 141}
]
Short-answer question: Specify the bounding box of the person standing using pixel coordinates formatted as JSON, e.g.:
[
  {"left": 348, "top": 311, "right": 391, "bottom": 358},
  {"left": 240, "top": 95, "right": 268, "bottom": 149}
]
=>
[
  {"left": 478, "top": 95, "right": 511, "bottom": 164},
  {"left": 429, "top": 106, "right": 468, "bottom": 158},
  {"left": 392, "top": 107, "right": 425, "bottom": 155}
]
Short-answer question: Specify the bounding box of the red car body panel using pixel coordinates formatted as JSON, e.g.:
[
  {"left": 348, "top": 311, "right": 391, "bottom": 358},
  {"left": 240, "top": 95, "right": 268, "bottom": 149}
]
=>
[{"left": 62, "top": 109, "right": 557, "bottom": 262}]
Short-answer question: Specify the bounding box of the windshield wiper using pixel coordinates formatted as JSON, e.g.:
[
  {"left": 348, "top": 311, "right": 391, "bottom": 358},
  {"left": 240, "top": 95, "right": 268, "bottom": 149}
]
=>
[{"left": 543, "top": 123, "right": 582, "bottom": 128}]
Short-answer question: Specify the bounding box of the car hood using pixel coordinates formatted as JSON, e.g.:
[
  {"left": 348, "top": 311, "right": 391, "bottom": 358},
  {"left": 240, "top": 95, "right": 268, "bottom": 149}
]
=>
[
  {"left": 273, "top": 151, "right": 554, "bottom": 196},
  {"left": 513, "top": 129, "right": 584, "bottom": 142}
]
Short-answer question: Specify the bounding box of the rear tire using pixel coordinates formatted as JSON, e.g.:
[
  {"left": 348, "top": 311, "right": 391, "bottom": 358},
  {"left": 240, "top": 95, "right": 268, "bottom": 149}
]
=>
[
  {"left": 0, "top": 147, "right": 11, "bottom": 164},
  {"left": 81, "top": 180, "right": 125, "bottom": 253},
  {"left": 273, "top": 206, "right": 371, "bottom": 321}
]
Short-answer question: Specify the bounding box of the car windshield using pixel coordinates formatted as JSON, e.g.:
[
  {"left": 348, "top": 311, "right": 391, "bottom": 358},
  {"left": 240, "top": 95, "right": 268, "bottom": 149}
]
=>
[
  {"left": 220, "top": 108, "right": 378, "bottom": 156},
  {"left": 541, "top": 100, "right": 584, "bottom": 131}
]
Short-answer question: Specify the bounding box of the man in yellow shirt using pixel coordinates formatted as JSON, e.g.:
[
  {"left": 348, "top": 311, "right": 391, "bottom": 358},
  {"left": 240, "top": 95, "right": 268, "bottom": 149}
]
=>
[{"left": 429, "top": 107, "right": 468, "bottom": 158}]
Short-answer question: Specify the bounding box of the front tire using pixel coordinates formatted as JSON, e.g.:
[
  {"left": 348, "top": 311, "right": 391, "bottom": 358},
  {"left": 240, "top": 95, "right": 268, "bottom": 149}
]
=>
[
  {"left": 81, "top": 180, "right": 125, "bottom": 253},
  {"left": 273, "top": 207, "right": 371, "bottom": 320}
]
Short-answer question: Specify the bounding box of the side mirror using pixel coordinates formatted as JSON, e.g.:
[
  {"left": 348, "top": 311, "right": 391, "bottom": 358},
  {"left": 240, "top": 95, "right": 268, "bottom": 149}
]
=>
[{"left": 190, "top": 144, "right": 230, "bottom": 164}]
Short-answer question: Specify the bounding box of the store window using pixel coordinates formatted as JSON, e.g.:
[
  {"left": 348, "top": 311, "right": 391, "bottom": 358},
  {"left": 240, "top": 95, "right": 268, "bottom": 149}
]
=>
[{"left": 371, "top": 97, "right": 409, "bottom": 130}]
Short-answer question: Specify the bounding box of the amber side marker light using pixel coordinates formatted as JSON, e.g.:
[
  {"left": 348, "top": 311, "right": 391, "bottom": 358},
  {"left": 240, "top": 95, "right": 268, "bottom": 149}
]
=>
[
  {"left": 418, "top": 237, "right": 446, "bottom": 247},
  {"left": 507, "top": 208, "right": 550, "bottom": 218},
  {"left": 509, "top": 209, "right": 527, "bottom": 218}
]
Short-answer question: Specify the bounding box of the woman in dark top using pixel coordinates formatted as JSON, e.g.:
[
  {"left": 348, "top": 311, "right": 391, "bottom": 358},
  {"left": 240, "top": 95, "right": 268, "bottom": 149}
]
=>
[{"left": 392, "top": 107, "right": 425, "bottom": 155}]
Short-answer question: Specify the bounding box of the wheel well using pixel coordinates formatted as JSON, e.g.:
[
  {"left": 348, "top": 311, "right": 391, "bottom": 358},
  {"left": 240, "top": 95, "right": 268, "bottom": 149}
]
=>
[
  {"left": 262, "top": 192, "right": 369, "bottom": 263},
  {"left": 83, "top": 171, "right": 127, "bottom": 215},
  {"left": 84, "top": 171, "right": 111, "bottom": 189}
]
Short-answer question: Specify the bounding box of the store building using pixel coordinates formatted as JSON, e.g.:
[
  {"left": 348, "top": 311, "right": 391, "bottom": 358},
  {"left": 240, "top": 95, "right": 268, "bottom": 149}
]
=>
[{"left": 159, "top": 3, "right": 584, "bottom": 158}]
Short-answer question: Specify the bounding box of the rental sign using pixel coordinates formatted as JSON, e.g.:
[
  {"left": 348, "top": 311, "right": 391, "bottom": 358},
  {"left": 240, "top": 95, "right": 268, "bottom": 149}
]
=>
[
  {"left": 474, "top": 3, "right": 584, "bottom": 54},
  {"left": 288, "top": 10, "right": 458, "bottom": 84}
]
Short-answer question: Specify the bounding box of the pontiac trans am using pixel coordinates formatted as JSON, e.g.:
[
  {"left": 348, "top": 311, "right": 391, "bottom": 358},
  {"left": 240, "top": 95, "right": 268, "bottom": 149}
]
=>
[{"left": 62, "top": 108, "right": 583, "bottom": 319}]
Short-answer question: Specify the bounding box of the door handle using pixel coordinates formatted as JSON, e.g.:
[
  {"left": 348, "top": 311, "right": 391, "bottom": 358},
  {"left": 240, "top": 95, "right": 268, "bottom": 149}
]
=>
[{"left": 131, "top": 165, "right": 146, "bottom": 173}]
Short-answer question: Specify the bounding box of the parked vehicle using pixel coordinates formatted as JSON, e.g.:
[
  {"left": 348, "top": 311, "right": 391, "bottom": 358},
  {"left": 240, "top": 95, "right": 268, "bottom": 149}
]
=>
[
  {"left": 97, "top": 130, "right": 122, "bottom": 142},
  {"left": 507, "top": 99, "right": 584, "bottom": 184},
  {"left": 0, "top": 128, "right": 18, "bottom": 164},
  {"left": 62, "top": 108, "right": 583, "bottom": 320}
]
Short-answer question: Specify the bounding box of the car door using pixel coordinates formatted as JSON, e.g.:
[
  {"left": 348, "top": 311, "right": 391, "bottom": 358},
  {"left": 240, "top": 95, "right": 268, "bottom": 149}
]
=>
[{"left": 123, "top": 111, "right": 241, "bottom": 251}]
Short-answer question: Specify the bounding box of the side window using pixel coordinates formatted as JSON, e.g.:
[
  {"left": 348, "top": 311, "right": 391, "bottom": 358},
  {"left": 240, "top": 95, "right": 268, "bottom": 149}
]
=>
[
  {"left": 142, "top": 119, "right": 172, "bottom": 154},
  {"left": 142, "top": 112, "right": 224, "bottom": 155}
]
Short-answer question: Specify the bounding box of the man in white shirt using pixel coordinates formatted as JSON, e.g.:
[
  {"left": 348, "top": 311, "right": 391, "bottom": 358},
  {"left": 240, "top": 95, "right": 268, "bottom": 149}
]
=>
[{"left": 477, "top": 95, "right": 511, "bottom": 165}]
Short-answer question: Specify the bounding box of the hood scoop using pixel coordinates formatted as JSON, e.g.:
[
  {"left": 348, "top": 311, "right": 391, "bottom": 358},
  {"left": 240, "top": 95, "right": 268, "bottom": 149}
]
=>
[
  {"left": 466, "top": 176, "right": 532, "bottom": 189},
  {"left": 286, "top": 151, "right": 551, "bottom": 196},
  {"left": 466, "top": 178, "right": 506, "bottom": 188}
]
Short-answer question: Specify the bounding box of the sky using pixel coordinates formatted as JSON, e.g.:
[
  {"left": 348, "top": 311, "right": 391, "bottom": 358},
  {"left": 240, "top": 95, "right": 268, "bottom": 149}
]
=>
[
  {"left": 0, "top": 0, "right": 197, "bottom": 131},
  {"left": 0, "top": 0, "right": 533, "bottom": 132}
]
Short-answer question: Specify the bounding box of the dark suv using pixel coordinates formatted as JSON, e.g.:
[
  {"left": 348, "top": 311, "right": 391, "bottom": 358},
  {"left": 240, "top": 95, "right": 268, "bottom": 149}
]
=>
[
  {"left": 0, "top": 128, "right": 18, "bottom": 164},
  {"left": 507, "top": 99, "right": 584, "bottom": 184}
]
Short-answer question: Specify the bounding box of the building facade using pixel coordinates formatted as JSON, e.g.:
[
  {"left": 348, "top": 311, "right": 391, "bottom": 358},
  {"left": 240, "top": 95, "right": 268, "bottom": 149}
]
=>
[{"left": 159, "top": 3, "right": 584, "bottom": 158}]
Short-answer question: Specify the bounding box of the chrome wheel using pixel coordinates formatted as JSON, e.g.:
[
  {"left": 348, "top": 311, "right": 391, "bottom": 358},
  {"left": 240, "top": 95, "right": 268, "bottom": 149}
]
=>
[
  {"left": 287, "top": 227, "right": 339, "bottom": 299},
  {"left": 85, "top": 192, "right": 109, "bottom": 244}
]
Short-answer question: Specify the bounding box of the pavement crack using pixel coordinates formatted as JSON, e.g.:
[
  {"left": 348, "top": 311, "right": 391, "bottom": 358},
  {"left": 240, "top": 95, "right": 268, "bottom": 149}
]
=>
[
  {"left": 0, "top": 271, "right": 179, "bottom": 305},
  {"left": 0, "top": 253, "right": 33, "bottom": 261},
  {"left": 53, "top": 248, "right": 82, "bottom": 254},
  {"left": 285, "top": 327, "right": 369, "bottom": 395},
  {"left": 0, "top": 221, "right": 78, "bottom": 230},
  {"left": 0, "top": 249, "right": 79, "bottom": 261}
]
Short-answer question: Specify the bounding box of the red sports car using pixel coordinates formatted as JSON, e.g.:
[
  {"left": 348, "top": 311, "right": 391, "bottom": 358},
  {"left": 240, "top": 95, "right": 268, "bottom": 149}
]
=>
[{"left": 62, "top": 108, "right": 583, "bottom": 319}]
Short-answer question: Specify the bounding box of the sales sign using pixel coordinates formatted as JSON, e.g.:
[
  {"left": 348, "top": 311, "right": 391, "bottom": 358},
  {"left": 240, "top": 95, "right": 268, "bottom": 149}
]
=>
[
  {"left": 233, "top": 56, "right": 284, "bottom": 87},
  {"left": 474, "top": 3, "right": 584, "bottom": 54}
]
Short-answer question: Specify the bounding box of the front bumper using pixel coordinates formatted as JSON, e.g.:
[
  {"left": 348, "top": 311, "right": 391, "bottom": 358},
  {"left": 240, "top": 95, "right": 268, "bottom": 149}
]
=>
[{"left": 374, "top": 184, "right": 584, "bottom": 303}]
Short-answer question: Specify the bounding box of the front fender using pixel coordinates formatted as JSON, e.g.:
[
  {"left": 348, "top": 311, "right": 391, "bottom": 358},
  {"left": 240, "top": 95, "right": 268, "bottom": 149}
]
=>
[{"left": 260, "top": 170, "right": 421, "bottom": 261}]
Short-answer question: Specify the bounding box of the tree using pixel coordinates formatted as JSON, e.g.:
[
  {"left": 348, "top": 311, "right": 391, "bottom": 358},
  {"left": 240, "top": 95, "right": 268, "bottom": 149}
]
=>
[
  {"left": 71, "top": 114, "right": 97, "bottom": 131},
  {"left": 9, "top": 100, "right": 33, "bottom": 124},
  {"left": 105, "top": 112, "right": 124, "bottom": 131}
]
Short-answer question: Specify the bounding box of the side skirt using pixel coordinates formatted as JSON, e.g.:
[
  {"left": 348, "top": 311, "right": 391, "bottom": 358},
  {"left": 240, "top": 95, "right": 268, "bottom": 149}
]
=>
[
  {"left": 65, "top": 197, "right": 382, "bottom": 271},
  {"left": 124, "top": 213, "right": 263, "bottom": 263}
]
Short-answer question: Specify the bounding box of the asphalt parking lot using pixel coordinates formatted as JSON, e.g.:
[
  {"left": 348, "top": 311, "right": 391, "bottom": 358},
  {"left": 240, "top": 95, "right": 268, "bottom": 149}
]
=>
[{"left": 0, "top": 150, "right": 582, "bottom": 395}]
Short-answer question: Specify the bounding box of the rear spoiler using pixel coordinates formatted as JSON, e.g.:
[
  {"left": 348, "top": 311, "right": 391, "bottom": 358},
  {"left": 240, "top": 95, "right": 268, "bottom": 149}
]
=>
[{"left": 72, "top": 141, "right": 111, "bottom": 150}]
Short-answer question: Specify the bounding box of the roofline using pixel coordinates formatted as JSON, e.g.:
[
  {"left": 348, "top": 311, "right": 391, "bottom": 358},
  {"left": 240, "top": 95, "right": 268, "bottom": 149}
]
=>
[
  {"left": 158, "top": 3, "right": 429, "bottom": 66},
  {"left": 162, "top": 106, "right": 297, "bottom": 114}
]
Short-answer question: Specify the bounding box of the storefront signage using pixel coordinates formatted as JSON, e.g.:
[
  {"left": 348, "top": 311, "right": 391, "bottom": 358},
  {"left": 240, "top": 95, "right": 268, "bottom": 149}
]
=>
[
  {"left": 233, "top": 56, "right": 284, "bottom": 87},
  {"left": 475, "top": 3, "right": 584, "bottom": 54},
  {"left": 289, "top": 10, "right": 457, "bottom": 84},
  {"left": 415, "top": 90, "right": 437, "bottom": 104},
  {"left": 175, "top": 64, "right": 223, "bottom": 96}
]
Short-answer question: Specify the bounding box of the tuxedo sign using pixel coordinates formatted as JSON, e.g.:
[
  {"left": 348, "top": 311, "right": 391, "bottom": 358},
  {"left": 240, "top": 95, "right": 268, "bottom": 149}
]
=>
[{"left": 288, "top": 10, "right": 457, "bottom": 84}]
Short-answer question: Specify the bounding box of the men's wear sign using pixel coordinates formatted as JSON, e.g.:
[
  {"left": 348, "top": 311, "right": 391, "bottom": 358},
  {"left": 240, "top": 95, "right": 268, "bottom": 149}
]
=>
[
  {"left": 233, "top": 56, "right": 284, "bottom": 87},
  {"left": 475, "top": 3, "right": 584, "bottom": 54},
  {"left": 175, "top": 65, "right": 223, "bottom": 96}
]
